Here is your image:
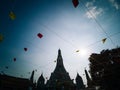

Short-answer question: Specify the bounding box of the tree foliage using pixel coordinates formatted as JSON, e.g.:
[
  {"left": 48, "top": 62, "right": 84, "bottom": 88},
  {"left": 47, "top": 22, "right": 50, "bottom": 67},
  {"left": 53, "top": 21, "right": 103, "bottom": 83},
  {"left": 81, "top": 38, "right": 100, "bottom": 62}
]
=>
[{"left": 89, "top": 47, "right": 120, "bottom": 90}]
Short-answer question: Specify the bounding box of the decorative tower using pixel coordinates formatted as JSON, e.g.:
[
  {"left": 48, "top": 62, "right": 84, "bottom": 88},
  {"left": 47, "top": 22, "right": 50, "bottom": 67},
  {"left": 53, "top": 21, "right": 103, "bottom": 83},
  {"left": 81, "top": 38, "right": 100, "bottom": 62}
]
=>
[
  {"left": 37, "top": 73, "right": 45, "bottom": 90},
  {"left": 30, "top": 70, "right": 34, "bottom": 84},
  {"left": 85, "top": 69, "right": 92, "bottom": 87},
  {"left": 75, "top": 73, "right": 85, "bottom": 90},
  {"left": 46, "top": 49, "right": 75, "bottom": 90},
  {"left": 30, "top": 70, "right": 36, "bottom": 90}
]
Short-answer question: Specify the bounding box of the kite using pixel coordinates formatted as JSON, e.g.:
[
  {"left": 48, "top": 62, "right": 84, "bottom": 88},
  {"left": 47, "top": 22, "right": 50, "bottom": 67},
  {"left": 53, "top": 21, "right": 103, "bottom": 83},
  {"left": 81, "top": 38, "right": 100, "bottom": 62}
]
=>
[
  {"left": 24, "top": 48, "right": 27, "bottom": 51},
  {"left": 102, "top": 38, "right": 107, "bottom": 44},
  {"left": 76, "top": 50, "right": 79, "bottom": 52},
  {"left": 28, "top": 72, "right": 31, "bottom": 74},
  {"left": 5, "top": 66, "right": 8, "bottom": 69},
  {"left": 0, "top": 33, "right": 4, "bottom": 42},
  {"left": 46, "top": 77, "right": 48, "bottom": 80},
  {"left": 37, "top": 33, "right": 43, "bottom": 38},
  {"left": 54, "top": 60, "right": 56, "bottom": 63},
  {"left": 72, "top": 0, "right": 79, "bottom": 8},
  {"left": 83, "top": 74, "right": 85, "bottom": 76},
  {"left": 1, "top": 71, "right": 4, "bottom": 74},
  {"left": 9, "top": 11, "right": 16, "bottom": 20},
  {"left": 13, "top": 58, "right": 16, "bottom": 62}
]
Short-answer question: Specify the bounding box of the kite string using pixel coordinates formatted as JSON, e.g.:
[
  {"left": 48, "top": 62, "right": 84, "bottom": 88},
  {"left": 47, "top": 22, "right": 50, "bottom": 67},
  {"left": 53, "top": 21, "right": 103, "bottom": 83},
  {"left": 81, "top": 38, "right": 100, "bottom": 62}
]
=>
[
  {"left": 1, "top": 32, "right": 120, "bottom": 78},
  {"left": 3, "top": 23, "right": 120, "bottom": 78},
  {"left": 39, "top": 22, "right": 78, "bottom": 49},
  {"left": 2, "top": 0, "right": 120, "bottom": 78},
  {"left": 34, "top": 19, "right": 120, "bottom": 55},
  {"left": 79, "top": 0, "right": 116, "bottom": 46}
]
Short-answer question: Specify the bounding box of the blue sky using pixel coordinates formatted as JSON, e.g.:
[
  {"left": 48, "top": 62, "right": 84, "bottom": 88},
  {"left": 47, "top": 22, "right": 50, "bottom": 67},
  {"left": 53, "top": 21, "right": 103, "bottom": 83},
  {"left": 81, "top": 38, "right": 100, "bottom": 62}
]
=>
[{"left": 0, "top": 0, "right": 120, "bottom": 85}]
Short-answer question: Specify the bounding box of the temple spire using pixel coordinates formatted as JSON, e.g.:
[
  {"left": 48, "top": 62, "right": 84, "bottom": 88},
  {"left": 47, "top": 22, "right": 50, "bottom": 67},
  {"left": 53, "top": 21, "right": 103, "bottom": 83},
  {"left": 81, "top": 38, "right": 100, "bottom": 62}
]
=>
[
  {"left": 30, "top": 70, "right": 34, "bottom": 83},
  {"left": 58, "top": 49, "right": 61, "bottom": 55},
  {"left": 85, "top": 69, "right": 92, "bottom": 87},
  {"left": 54, "top": 49, "right": 67, "bottom": 74},
  {"left": 46, "top": 49, "right": 75, "bottom": 90},
  {"left": 76, "top": 73, "right": 85, "bottom": 89},
  {"left": 37, "top": 73, "right": 45, "bottom": 90},
  {"left": 56, "top": 49, "right": 64, "bottom": 66}
]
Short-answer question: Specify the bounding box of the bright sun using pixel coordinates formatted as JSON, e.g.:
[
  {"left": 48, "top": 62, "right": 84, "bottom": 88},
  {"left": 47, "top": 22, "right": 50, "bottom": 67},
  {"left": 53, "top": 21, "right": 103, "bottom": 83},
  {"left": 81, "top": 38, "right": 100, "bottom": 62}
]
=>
[{"left": 78, "top": 48, "right": 88, "bottom": 57}]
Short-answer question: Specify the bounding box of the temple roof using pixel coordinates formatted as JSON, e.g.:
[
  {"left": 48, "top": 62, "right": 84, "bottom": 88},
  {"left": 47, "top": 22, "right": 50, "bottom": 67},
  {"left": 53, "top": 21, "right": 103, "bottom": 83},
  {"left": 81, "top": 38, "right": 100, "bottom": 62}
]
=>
[
  {"left": 37, "top": 73, "right": 45, "bottom": 82},
  {"left": 46, "top": 49, "right": 74, "bottom": 87},
  {"left": 75, "top": 73, "right": 85, "bottom": 89},
  {"left": 30, "top": 70, "right": 34, "bottom": 83},
  {"left": 75, "top": 73, "right": 84, "bottom": 84},
  {"left": 85, "top": 69, "right": 92, "bottom": 87},
  {"left": 76, "top": 73, "right": 82, "bottom": 80},
  {"left": 53, "top": 49, "right": 67, "bottom": 74}
]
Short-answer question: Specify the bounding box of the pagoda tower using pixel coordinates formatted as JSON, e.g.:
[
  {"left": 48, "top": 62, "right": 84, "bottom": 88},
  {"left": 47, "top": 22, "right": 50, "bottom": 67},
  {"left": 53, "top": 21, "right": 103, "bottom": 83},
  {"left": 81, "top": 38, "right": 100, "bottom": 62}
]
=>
[
  {"left": 46, "top": 49, "right": 75, "bottom": 90},
  {"left": 37, "top": 73, "right": 45, "bottom": 90},
  {"left": 75, "top": 73, "right": 85, "bottom": 90},
  {"left": 85, "top": 69, "right": 92, "bottom": 87}
]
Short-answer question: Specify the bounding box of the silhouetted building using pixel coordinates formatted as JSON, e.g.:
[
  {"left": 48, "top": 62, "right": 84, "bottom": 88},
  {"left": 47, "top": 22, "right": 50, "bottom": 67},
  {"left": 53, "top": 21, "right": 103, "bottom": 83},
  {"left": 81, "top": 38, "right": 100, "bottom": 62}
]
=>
[
  {"left": 37, "top": 49, "right": 85, "bottom": 90},
  {"left": 0, "top": 74, "right": 31, "bottom": 90},
  {"left": 75, "top": 73, "right": 85, "bottom": 90},
  {"left": 0, "top": 49, "right": 85, "bottom": 90},
  {"left": 30, "top": 70, "right": 36, "bottom": 90},
  {"left": 37, "top": 73, "right": 45, "bottom": 90},
  {"left": 85, "top": 69, "right": 92, "bottom": 88},
  {"left": 0, "top": 70, "right": 36, "bottom": 90},
  {"left": 30, "top": 70, "right": 35, "bottom": 84}
]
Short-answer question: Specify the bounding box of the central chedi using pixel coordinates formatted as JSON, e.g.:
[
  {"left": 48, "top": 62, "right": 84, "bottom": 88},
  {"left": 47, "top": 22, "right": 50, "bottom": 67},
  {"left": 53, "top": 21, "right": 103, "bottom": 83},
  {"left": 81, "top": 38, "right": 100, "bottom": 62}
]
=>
[
  {"left": 36, "top": 49, "right": 85, "bottom": 90},
  {"left": 46, "top": 49, "right": 75, "bottom": 90}
]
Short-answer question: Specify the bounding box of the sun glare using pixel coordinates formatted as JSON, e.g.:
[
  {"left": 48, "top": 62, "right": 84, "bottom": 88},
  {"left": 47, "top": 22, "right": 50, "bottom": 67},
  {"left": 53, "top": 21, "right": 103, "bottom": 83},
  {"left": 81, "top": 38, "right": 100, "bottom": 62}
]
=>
[{"left": 79, "top": 48, "right": 88, "bottom": 57}]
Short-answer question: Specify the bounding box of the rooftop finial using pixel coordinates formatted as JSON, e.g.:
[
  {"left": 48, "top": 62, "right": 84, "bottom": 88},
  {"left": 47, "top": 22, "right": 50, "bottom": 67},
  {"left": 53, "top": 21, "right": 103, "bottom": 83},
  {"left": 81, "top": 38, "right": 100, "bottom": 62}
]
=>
[
  {"left": 58, "top": 49, "right": 61, "bottom": 55},
  {"left": 30, "top": 70, "right": 34, "bottom": 83},
  {"left": 85, "top": 69, "right": 92, "bottom": 87}
]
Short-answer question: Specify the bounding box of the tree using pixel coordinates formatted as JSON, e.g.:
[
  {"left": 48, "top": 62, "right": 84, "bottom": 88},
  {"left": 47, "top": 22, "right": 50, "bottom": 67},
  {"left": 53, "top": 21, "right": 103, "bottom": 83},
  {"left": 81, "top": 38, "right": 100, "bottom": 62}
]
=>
[{"left": 89, "top": 47, "right": 120, "bottom": 90}]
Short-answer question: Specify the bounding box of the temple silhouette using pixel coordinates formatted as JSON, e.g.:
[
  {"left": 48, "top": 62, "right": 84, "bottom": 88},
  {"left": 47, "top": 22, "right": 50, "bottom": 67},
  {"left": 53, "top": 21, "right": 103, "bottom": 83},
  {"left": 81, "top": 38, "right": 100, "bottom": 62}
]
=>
[
  {"left": 0, "top": 49, "right": 91, "bottom": 90},
  {"left": 36, "top": 49, "right": 85, "bottom": 90}
]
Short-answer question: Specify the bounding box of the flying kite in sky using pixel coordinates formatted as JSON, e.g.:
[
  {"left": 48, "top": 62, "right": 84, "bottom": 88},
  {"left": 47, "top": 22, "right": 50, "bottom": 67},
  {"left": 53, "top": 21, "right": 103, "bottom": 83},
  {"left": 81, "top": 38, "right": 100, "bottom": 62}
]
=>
[
  {"left": 72, "top": 0, "right": 79, "bottom": 8},
  {"left": 28, "top": 72, "right": 31, "bottom": 74},
  {"left": 37, "top": 33, "right": 43, "bottom": 38},
  {"left": 76, "top": 50, "right": 79, "bottom": 52},
  {"left": 102, "top": 38, "right": 107, "bottom": 44},
  {"left": 1, "top": 71, "right": 4, "bottom": 74},
  {"left": 9, "top": 11, "right": 16, "bottom": 20},
  {"left": 24, "top": 48, "right": 28, "bottom": 51},
  {"left": 5, "top": 66, "right": 8, "bottom": 69},
  {"left": 0, "top": 33, "right": 4, "bottom": 42},
  {"left": 35, "top": 69, "right": 37, "bottom": 72},
  {"left": 46, "top": 77, "right": 48, "bottom": 80},
  {"left": 13, "top": 58, "right": 16, "bottom": 62}
]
